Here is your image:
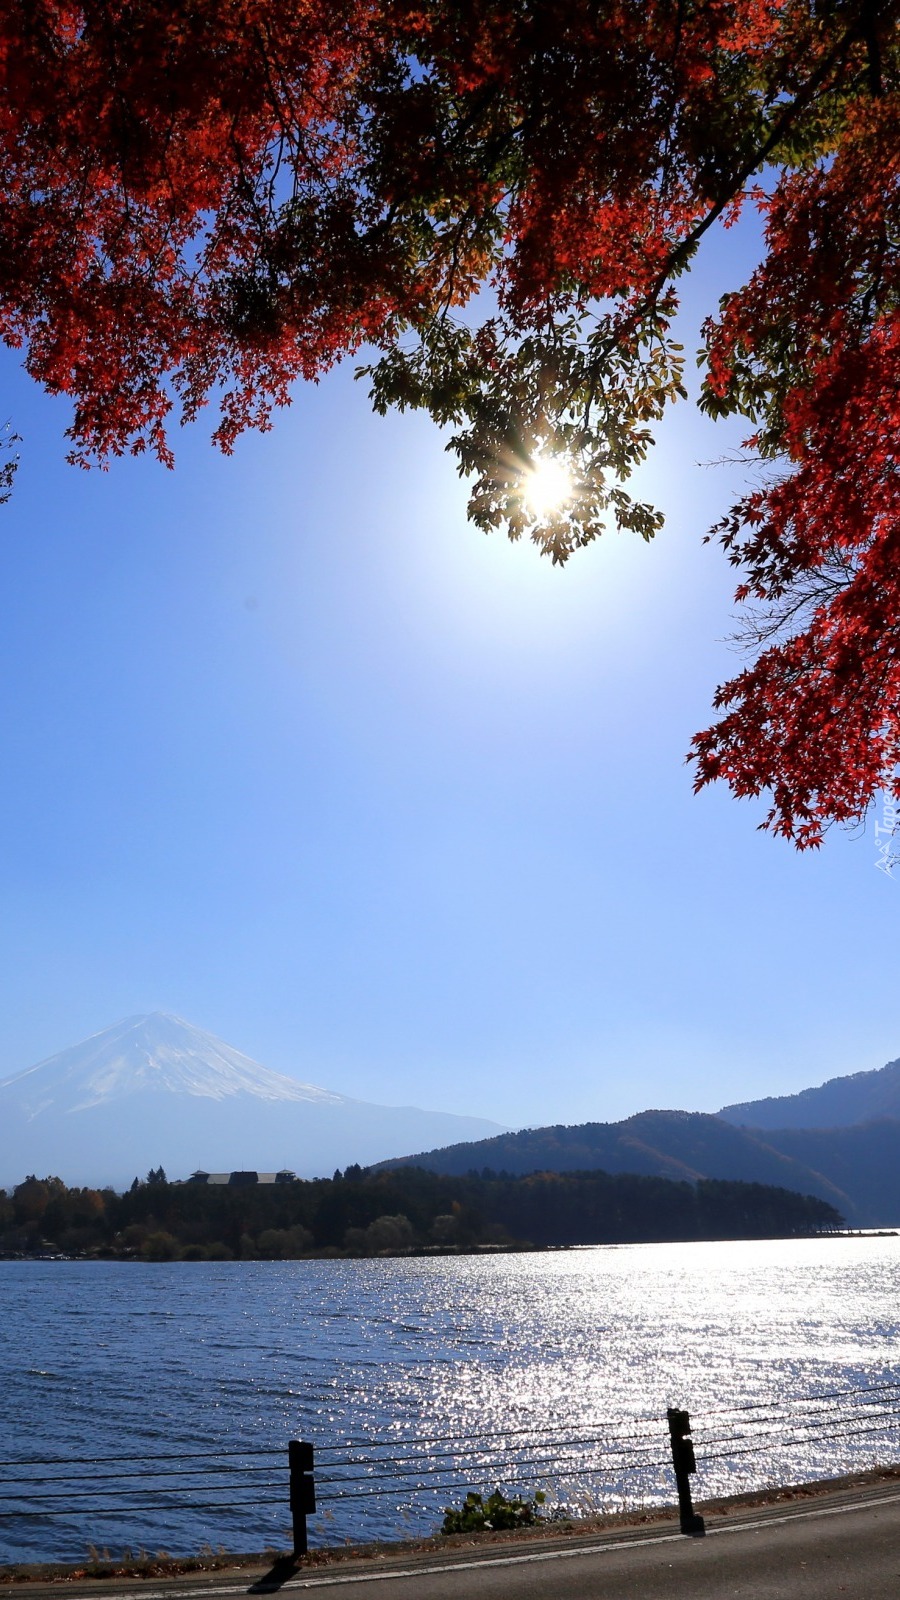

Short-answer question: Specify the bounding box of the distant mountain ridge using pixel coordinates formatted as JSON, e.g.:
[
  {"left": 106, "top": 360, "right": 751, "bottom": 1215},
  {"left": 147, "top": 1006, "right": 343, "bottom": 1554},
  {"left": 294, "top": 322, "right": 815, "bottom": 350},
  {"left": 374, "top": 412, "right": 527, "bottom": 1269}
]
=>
[
  {"left": 720, "top": 1057, "right": 900, "bottom": 1129},
  {"left": 377, "top": 1106, "right": 900, "bottom": 1226},
  {"left": 0, "top": 1013, "right": 505, "bottom": 1189},
  {"left": 7, "top": 1016, "right": 900, "bottom": 1222}
]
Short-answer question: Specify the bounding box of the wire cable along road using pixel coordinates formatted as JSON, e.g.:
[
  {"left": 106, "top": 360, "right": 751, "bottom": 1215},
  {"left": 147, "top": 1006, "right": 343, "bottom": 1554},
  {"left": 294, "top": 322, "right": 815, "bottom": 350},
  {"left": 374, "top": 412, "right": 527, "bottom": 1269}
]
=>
[
  {"left": 4, "top": 1377, "right": 900, "bottom": 1559},
  {"left": 3, "top": 1378, "right": 900, "bottom": 1596},
  {"left": 3, "top": 1482, "right": 900, "bottom": 1600}
]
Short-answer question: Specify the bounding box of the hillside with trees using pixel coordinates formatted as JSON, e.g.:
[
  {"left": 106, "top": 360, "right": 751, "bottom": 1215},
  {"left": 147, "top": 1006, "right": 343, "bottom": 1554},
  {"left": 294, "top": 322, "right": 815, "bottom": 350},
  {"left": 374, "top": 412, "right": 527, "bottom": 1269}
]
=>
[
  {"left": 0, "top": 1166, "right": 840, "bottom": 1260},
  {"left": 721, "top": 1058, "right": 900, "bottom": 1130},
  {"left": 377, "top": 1109, "right": 900, "bottom": 1226}
]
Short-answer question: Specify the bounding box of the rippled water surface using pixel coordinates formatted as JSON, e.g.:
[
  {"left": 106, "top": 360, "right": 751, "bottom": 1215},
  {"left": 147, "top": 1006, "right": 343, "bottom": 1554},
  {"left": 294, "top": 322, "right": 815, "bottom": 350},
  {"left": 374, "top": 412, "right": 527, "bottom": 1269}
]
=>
[{"left": 2, "top": 1238, "right": 899, "bottom": 1561}]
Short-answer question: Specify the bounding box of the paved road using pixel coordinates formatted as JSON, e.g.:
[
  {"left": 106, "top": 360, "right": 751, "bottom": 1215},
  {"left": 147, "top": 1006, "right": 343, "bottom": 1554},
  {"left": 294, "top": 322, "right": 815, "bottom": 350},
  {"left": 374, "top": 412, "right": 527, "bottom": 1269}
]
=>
[
  {"left": 287, "top": 1490, "right": 900, "bottom": 1598},
  {"left": 5, "top": 1485, "right": 900, "bottom": 1600}
]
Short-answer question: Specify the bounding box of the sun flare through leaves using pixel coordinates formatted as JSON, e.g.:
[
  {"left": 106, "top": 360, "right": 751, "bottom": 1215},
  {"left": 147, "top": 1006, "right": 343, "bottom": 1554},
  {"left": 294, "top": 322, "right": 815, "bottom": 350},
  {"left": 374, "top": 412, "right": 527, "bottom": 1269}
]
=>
[
  {"left": 0, "top": 0, "right": 898, "bottom": 843},
  {"left": 523, "top": 455, "right": 576, "bottom": 522}
]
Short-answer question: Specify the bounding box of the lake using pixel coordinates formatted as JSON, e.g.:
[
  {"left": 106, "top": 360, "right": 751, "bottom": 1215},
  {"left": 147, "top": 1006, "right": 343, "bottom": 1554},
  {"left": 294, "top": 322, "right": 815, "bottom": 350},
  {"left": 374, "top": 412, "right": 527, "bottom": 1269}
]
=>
[{"left": 2, "top": 1236, "right": 899, "bottom": 1562}]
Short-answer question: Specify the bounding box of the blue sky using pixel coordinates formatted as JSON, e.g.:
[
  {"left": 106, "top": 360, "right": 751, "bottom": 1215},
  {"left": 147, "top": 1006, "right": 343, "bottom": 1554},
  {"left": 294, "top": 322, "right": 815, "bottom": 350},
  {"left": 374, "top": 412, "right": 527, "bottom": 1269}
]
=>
[{"left": 0, "top": 213, "right": 896, "bottom": 1129}]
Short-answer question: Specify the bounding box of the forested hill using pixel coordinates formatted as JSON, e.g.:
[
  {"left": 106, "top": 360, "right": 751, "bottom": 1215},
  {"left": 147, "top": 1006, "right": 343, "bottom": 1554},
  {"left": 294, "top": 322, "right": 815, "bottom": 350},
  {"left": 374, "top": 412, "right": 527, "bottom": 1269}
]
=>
[
  {"left": 721, "top": 1057, "right": 900, "bottom": 1130},
  {"left": 376, "top": 1110, "right": 900, "bottom": 1227},
  {"left": 1, "top": 1165, "right": 840, "bottom": 1259}
]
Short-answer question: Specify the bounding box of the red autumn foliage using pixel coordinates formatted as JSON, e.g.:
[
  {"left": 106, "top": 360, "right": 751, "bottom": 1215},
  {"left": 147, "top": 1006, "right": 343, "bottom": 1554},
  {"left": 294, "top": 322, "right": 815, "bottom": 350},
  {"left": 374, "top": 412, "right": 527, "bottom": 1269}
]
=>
[
  {"left": 0, "top": 1, "right": 897, "bottom": 844},
  {"left": 692, "top": 93, "right": 900, "bottom": 845}
]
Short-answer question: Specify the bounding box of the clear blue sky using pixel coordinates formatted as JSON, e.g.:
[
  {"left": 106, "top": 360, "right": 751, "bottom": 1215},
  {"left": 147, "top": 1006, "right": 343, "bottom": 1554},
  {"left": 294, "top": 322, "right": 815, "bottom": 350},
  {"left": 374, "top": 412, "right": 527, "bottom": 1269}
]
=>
[{"left": 0, "top": 213, "right": 896, "bottom": 1128}]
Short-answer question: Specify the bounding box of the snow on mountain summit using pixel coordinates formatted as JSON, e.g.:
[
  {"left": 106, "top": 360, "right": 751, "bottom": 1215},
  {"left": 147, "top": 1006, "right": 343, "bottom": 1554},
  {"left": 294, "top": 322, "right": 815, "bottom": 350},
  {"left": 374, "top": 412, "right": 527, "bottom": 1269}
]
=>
[
  {"left": 0, "top": 1012, "right": 347, "bottom": 1117},
  {"left": 0, "top": 1014, "right": 507, "bottom": 1187}
]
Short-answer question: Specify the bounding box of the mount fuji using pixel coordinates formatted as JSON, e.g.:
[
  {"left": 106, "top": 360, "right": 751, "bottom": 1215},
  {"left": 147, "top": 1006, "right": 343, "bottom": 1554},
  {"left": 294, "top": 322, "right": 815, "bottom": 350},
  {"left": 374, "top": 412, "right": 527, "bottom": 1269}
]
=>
[{"left": 0, "top": 1013, "right": 506, "bottom": 1189}]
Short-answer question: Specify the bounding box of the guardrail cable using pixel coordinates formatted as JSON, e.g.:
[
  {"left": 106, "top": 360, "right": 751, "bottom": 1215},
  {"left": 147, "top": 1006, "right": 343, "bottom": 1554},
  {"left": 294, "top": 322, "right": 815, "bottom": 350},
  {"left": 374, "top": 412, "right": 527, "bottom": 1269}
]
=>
[{"left": 2, "top": 1372, "right": 898, "bottom": 1546}]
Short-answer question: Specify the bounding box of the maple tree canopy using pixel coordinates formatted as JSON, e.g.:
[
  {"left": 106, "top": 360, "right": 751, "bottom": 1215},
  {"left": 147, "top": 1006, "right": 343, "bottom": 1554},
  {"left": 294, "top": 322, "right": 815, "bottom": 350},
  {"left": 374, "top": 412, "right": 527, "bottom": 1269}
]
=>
[{"left": 1, "top": 0, "right": 898, "bottom": 846}]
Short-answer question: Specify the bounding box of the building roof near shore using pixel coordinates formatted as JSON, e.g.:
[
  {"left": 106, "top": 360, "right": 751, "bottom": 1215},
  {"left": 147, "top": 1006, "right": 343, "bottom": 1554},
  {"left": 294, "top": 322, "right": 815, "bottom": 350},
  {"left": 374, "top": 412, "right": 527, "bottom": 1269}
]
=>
[{"left": 184, "top": 1169, "right": 298, "bottom": 1186}]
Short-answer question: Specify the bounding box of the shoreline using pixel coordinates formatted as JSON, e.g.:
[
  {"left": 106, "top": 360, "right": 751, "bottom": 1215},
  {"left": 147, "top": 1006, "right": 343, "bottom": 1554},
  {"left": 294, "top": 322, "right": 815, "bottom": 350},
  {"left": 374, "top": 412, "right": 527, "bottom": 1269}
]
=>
[{"left": 2, "top": 1226, "right": 893, "bottom": 1265}]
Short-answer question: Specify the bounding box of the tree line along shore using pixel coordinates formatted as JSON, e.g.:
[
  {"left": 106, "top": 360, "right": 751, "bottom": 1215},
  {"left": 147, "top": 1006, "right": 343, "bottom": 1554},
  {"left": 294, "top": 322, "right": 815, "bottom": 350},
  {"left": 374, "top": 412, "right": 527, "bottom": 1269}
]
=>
[{"left": 0, "top": 1166, "right": 842, "bottom": 1260}]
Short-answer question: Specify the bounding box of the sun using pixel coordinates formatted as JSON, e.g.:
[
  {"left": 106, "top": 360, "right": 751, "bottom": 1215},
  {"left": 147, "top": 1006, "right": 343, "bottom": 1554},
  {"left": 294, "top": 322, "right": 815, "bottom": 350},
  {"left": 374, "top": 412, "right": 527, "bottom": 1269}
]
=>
[{"left": 523, "top": 454, "right": 575, "bottom": 519}]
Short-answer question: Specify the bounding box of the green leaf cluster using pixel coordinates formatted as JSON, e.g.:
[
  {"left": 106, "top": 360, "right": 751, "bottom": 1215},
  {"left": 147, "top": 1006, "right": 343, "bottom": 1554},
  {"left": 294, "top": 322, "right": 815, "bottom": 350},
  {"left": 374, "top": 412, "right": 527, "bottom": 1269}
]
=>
[{"left": 441, "top": 1488, "right": 546, "bottom": 1536}]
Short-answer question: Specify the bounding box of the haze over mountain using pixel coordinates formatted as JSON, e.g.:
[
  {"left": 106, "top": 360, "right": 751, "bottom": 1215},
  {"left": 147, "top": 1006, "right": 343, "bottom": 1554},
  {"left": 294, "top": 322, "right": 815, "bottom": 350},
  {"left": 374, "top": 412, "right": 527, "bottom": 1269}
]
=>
[
  {"left": 0, "top": 1013, "right": 505, "bottom": 1189},
  {"left": 719, "top": 1057, "right": 900, "bottom": 1129}
]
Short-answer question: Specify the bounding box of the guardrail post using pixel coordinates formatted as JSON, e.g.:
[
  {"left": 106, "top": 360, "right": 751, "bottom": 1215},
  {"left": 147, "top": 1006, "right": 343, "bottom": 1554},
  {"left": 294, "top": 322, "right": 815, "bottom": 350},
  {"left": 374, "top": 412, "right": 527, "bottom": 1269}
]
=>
[
  {"left": 666, "top": 1407, "right": 705, "bottom": 1536},
  {"left": 288, "top": 1440, "right": 316, "bottom": 1556}
]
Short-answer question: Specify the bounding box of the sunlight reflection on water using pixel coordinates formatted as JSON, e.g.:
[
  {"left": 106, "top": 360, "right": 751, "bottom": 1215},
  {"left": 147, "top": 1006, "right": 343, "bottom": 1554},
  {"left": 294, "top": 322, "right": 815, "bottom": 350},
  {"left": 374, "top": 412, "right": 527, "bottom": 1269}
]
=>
[{"left": 1, "top": 1236, "right": 898, "bottom": 1560}]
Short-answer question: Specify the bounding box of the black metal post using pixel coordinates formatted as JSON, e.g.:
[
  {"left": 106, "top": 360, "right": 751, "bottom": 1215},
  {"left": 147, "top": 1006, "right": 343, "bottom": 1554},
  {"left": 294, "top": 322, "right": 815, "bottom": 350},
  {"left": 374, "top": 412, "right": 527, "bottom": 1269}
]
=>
[
  {"left": 666, "top": 1407, "right": 705, "bottom": 1536},
  {"left": 288, "top": 1439, "right": 316, "bottom": 1556}
]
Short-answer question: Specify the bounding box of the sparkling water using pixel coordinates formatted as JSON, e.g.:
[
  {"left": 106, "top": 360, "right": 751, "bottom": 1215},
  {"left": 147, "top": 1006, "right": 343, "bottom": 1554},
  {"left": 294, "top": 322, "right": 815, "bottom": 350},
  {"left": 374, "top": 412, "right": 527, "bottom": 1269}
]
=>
[{"left": 1, "top": 1236, "right": 898, "bottom": 1562}]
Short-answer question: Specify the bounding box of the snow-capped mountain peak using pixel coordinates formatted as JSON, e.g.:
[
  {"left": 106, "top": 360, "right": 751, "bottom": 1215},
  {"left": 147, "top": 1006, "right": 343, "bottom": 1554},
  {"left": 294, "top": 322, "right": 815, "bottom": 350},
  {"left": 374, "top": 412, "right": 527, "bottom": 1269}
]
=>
[
  {"left": 0, "top": 1013, "right": 506, "bottom": 1188},
  {"left": 0, "top": 1012, "right": 347, "bottom": 1117}
]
